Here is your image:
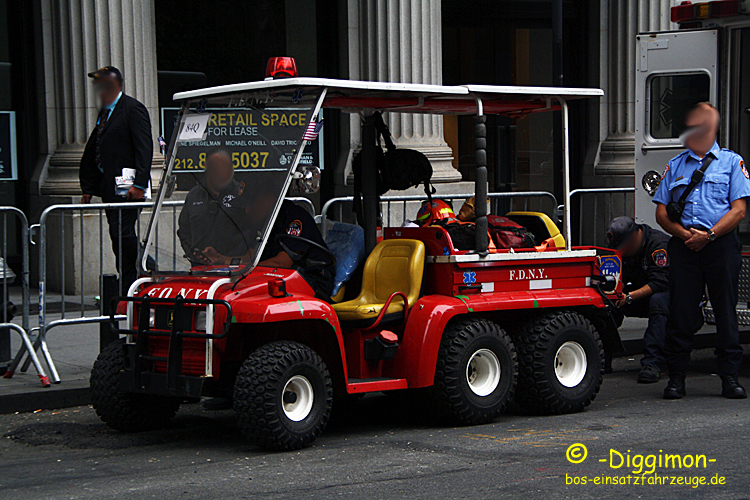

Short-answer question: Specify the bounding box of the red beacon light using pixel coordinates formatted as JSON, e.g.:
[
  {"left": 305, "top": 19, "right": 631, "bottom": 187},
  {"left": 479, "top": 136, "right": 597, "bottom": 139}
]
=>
[
  {"left": 671, "top": 1, "right": 695, "bottom": 22},
  {"left": 265, "top": 57, "right": 298, "bottom": 80}
]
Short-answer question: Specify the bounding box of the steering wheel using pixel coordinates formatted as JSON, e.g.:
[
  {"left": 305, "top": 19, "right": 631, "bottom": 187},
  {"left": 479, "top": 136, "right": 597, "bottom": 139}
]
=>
[{"left": 275, "top": 233, "right": 336, "bottom": 269}]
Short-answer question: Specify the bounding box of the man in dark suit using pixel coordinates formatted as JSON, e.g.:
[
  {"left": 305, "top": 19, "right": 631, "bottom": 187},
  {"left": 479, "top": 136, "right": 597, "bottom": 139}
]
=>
[{"left": 79, "top": 66, "right": 153, "bottom": 294}]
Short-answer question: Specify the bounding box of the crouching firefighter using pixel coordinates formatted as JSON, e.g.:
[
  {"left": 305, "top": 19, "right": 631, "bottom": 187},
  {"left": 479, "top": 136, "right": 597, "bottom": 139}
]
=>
[{"left": 605, "top": 216, "right": 670, "bottom": 383}]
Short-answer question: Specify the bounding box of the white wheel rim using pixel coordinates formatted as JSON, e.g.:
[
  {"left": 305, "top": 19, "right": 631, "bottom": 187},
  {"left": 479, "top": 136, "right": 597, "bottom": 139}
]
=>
[
  {"left": 466, "top": 348, "right": 501, "bottom": 397},
  {"left": 282, "top": 375, "right": 314, "bottom": 422},
  {"left": 555, "top": 341, "right": 587, "bottom": 388}
]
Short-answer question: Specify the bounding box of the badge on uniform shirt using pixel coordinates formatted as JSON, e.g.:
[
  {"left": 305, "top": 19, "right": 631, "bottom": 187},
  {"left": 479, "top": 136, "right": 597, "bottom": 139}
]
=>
[
  {"left": 741, "top": 160, "right": 749, "bottom": 179},
  {"left": 287, "top": 220, "right": 302, "bottom": 236},
  {"left": 222, "top": 194, "right": 235, "bottom": 207},
  {"left": 661, "top": 164, "right": 669, "bottom": 179},
  {"left": 652, "top": 249, "right": 668, "bottom": 267}
]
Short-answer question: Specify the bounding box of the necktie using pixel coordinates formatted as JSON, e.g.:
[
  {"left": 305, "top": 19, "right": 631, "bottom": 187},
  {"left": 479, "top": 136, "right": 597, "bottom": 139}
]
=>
[{"left": 95, "top": 108, "right": 109, "bottom": 170}]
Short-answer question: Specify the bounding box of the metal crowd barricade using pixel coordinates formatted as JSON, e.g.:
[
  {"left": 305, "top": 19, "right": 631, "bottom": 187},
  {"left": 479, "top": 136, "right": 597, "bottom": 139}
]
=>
[
  {"left": 11, "top": 197, "right": 316, "bottom": 384},
  {"left": 318, "top": 191, "right": 559, "bottom": 236},
  {"left": 12, "top": 200, "right": 164, "bottom": 383},
  {"left": 0, "top": 207, "right": 49, "bottom": 386},
  {"left": 567, "top": 187, "right": 636, "bottom": 246}
]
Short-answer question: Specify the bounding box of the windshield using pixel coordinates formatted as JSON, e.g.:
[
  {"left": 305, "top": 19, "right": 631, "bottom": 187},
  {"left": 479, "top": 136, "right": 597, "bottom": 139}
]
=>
[{"left": 143, "top": 89, "right": 323, "bottom": 276}]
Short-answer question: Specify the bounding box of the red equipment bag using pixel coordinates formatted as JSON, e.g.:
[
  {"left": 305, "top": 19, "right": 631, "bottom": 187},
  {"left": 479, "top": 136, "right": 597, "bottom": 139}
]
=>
[{"left": 486, "top": 215, "right": 536, "bottom": 249}]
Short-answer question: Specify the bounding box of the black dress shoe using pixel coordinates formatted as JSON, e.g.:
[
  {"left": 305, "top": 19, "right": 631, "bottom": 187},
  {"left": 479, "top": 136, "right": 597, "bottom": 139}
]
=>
[
  {"left": 638, "top": 365, "right": 661, "bottom": 384},
  {"left": 663, "top": 373, "right": 686, "bottom": 399},
  {"left": 720, "top": 375, "right": 748, "bottom": 399}
]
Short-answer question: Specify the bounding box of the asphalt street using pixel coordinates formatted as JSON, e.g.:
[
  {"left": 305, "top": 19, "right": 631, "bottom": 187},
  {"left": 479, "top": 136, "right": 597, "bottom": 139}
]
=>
[{"left": 1, "top": 349, "right": 749, "bottom": 500}]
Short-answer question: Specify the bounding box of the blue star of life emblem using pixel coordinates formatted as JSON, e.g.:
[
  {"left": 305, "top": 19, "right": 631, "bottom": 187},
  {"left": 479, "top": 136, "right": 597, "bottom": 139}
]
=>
[
  {"left": 463, "top": 271, "right": 476, "bottom": 284},
  {"left": 292, "top": 89, "right": 304, "bottom": 103},
  {"left": 196, "top": 98, "right": 208, "bottom": 114}
]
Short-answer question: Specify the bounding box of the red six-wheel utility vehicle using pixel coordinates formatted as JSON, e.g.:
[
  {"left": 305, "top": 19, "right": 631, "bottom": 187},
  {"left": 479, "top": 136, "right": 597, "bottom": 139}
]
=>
[{"left": 91, "top": 76, "right": 623, "bottom": 450}]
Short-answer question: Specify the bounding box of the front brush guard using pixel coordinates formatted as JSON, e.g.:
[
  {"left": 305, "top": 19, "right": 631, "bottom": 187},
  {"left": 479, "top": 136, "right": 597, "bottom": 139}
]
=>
[{"left": 110, "top": 295, "right": 232, "bottom": 397}]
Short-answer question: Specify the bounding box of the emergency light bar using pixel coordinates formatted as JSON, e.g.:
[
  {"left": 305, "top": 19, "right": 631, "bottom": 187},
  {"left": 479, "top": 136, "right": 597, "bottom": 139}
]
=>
[{"left": 671, "top": 0, "right": 746, "bottom": 24}]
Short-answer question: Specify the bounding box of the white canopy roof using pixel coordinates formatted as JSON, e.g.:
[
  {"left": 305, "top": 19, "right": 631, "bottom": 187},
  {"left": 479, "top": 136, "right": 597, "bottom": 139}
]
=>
[{"left": 173, "top": 77, "right": 603, "bottom": 116}]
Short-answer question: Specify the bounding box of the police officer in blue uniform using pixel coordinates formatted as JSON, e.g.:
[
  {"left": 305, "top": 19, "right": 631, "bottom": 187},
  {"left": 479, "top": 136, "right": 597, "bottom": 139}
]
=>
[{"left": 653, "top": 102, "right": 749, "bottom": 400}]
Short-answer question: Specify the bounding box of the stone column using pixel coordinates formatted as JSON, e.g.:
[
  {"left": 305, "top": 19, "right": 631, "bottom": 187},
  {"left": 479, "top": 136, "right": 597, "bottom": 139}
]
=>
[
  {"left": 596, "top": 0, "right": 671, "bottom": 175},
  {"left": 38, "top": 0, "right": 161, "bottom": 195},
  {"left": 352, "top": 0, "right": 460, "bottom": 183}
]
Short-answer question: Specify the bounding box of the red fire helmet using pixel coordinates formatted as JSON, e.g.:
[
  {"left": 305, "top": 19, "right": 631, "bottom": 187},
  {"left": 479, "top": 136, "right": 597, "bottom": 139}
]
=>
[{"left": 416, "top": 199, "right": 455, "bottom": 226}]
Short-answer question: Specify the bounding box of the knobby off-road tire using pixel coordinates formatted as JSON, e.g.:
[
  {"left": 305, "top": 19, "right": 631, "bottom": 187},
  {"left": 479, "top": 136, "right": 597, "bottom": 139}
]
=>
[
  {"left": 233, "top": 341, "right": 333, "bottom": 450},
  {"left": 91, "top": 340, "right": 180, "bottom": 432},
  {"left": 513, "top": 310, "right": 603, "bottom": 415},
  {"left": 432, "top": 318, "right": 518, "bottom": 425}
]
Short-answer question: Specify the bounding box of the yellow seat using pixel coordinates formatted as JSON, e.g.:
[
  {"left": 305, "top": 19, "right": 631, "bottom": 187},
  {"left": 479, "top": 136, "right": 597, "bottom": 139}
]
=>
[
  {"left": 332, "top": 239, "right": 425, "bottom": 322},
  {"left": 331, "top": 285, "right": 346, "bottom": 303},
  {"left": 505, "top": 211, "right": 566, "bottom": 250}
]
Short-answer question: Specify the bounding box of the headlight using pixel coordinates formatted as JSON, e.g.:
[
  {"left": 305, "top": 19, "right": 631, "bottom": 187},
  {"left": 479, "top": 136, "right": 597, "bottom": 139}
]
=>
[{"left": 194, "top": 310, "right": 206, "bottom": 332}]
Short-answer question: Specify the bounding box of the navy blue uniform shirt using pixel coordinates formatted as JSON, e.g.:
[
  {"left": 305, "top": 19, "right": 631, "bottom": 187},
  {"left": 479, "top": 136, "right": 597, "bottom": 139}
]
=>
[
  {"left": 261, "top": 201, "right": 332, "bottom": 273},
  {"left": 622, "top": 224, "right": 670, "bottom": 295}
]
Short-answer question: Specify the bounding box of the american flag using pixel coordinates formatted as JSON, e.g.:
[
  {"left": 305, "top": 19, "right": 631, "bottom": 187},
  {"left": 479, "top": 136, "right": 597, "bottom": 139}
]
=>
[{"left": 302, "top": 119, "right": 324, "bottom": 142}]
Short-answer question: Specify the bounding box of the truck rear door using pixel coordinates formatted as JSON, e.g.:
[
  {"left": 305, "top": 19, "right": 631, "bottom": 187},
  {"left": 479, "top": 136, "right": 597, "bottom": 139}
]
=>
[
  {"left": 634, "top": 29, "right": 718, "bottom": 228},
  {"left": 727, "top": 26, "right": 750, "bottom": 244}
]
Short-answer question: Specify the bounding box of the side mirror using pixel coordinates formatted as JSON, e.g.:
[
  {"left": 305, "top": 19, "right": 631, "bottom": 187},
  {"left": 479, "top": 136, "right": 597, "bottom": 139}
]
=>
[{"left": 292, "top": 166, "right": 321, "bottom": 194}]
